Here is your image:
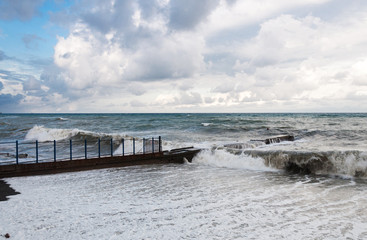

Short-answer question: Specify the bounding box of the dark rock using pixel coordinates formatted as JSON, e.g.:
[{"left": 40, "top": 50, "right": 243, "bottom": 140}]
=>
[{"left": 0, "top": 180, "right": 20, "bottom": 202}]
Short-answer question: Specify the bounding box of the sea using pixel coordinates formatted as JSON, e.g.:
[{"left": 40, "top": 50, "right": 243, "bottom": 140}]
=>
[{"left": 1, "top": 113, "right": 367, "bottom": 239}]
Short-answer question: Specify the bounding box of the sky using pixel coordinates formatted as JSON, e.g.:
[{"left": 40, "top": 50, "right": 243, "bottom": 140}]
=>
[{"left": 0, "top": 0, "right": 367, "bottom": 113}]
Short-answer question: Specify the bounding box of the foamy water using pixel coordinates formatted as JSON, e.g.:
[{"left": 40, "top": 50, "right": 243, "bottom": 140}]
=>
[{"left": 1, "top": 161, "right": 367, "bottom": 239}]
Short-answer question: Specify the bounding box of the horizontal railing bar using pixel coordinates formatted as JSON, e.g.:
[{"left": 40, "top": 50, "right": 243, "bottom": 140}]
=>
[{"left": 0, "top": 141, "right": 17, "bottom": 144}]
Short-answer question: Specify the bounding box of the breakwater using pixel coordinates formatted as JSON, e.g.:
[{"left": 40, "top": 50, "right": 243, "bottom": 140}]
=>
[
  {"left": 0, "top": 148, "right": 201, "bottom": 178},
  {"left": 0, "top": 136, "right": 201, "bottom": 177}
]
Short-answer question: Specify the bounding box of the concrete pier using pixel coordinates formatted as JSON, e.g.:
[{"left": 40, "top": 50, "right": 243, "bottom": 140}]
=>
[{"left": 0, "top": 147, "right": 201, "bottom": 178}]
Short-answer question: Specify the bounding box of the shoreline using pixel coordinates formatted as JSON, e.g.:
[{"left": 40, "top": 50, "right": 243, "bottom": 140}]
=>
[{"left": 0, "top": 179, "right": 20, "bottom": 202}]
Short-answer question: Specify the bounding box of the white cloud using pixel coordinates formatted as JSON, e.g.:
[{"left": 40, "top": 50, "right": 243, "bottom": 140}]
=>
[
  {"left": 177, "top": 91, "right": 203, "bottom": 105},
  {"left": 124, "top": 32, "right": 205, "bottom": 80},
  {"left": 229, "top": 12, "right": 367, "bottom": 106},
  {"left": 212, "top": 81, "right": 236, "bottom": 93},
  {"left": 203, "top": 0, "right": 331, "bottom": 37},
  {"left": 54, "top": 24, "right": 127, "bottom": 89},
  {"left": 23, "top": 76, "right": 42, "bottom": 91},
  {"left": 6, "top": 0, "right": 367, "bottom": 112},
  {"left": 130, "top": 100, "right": 145, "bottom": 108}
]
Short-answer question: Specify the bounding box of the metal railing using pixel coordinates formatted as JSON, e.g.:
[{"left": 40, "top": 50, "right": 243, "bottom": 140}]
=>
[{"left": 0, "top": 136, "right": 162, "bottom": 165}]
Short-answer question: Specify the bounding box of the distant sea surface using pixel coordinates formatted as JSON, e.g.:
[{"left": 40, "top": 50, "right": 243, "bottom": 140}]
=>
[{"left": 1, "top": 113, "right": 367, "bottom": 239}]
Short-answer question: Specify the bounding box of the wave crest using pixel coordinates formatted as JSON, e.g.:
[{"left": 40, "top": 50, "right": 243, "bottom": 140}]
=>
[
  {"left": 192, "top": 149, "right": 277, "bottom": 172},
  {"left": 194, "top": 147, "right": 367, "bottom": 178},
  {"left": 243, "top": 150, "right": 367, "bottom": 178},
  {"left": 25, "top": 125, "right": 132, "bottom": 142},
  {"left": 25, "top": 125, "right": 80, "bottom": 142}
]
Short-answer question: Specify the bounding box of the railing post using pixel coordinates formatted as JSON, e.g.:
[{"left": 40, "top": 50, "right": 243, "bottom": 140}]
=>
[
  {"left": 70, "top": 139, "right": 72, "bottom": 160},
  {"left": 133, "top": 138, "right": 135, "bottom": 155},
  {"left": 159, "top": 136, "right": 162, "bottom": 152},
  {"left": 54, "top": 140, "right": 56, "bottom": 162},
  {"left": 111, "top": 138, "right": 113, "bottom": 157},
  {"left": 98, "top": 138, "right": 101, "bottom": 158},
  {"left": 84, "top": 139, "right": 87, "bottom": 159},
  {"left": 16, "top": 140, "right": 19, "bottom": 164},
  {"left": 152, "top": 137, "right": 154, "bottom": 153},
  {"left": 143, "top": 138, "right": 145, "bottom": 154},
  {"left": 122, "top": 138, "right": 124, "bottom": 156},
  {"left": 36, "top": 140, "right": 39, "bottom": 163}
]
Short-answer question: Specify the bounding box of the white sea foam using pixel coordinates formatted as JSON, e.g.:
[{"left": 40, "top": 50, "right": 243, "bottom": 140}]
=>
[
  {"left": 201, "top": 122, "right": 211, "bottom": 127},
  {"left": 1, "top": 165, "right": 366, "bottom": 239},
  {"left": 24, "top": 125, "right": 133, "bottom": 143},
  {"left": 193, "top": 149, "right": 278, "bottom": 172},
  {"left": 329, "top": 151, "right": 367, "bottom": 177},
  {"left": 57, "top": 117, "right": 68, "bottom": 121},
  {"left": 25, "top": 125, "right": 83, "bottom": 142},
  {"left": 161, "top": 140, "right": 187, "bottom": 151}
]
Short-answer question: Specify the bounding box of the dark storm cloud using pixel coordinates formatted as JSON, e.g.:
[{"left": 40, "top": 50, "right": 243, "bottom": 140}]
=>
[
  {"left": 0, "top": 0, "right": 45, "bottom": 21},
  {"left": 169, "top": 0, "right": 220, "bottom": 30}
]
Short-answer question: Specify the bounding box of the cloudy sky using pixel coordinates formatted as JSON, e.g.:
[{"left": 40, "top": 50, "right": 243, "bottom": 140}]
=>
[{"left": 0, "top": 0, "right": 367, "bottom": 113}]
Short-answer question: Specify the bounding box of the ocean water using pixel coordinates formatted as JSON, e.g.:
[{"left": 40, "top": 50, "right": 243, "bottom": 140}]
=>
[{"left": 1, "top": 113, "right": 367, "bottom": 239}]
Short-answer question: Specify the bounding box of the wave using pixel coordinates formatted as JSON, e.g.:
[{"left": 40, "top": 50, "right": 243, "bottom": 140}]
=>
[
  {"left": 202, "top": 147, "right": 367, "bottom": 178},
  {"left": 25, "top": 125, "right": 133, "bottom": 143},
  {"left": 56, "top": 117, "right": 68, "bottom": 121},
  {"left": 248, "top": 150, "right": 367, "bottom": 178},
  {"left": 192, "top": 149, "right": 277, "bottom": 172}
]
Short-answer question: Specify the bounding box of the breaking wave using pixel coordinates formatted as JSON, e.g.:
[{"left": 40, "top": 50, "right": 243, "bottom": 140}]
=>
[
  {"left": 56, "top": 117, "right": 68, "bottom": 121},
  {"left": 197, "top": 147, "right": 367, "bottom": 178},
  {"left": 243, "top": 150, "right": 367, "bottom": 178},
  {"left": 25, "top": 125, "right": 132, "bottom": 142},
  {"left": 192, "top": 149, "right": 277, "bottom": 172}
]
